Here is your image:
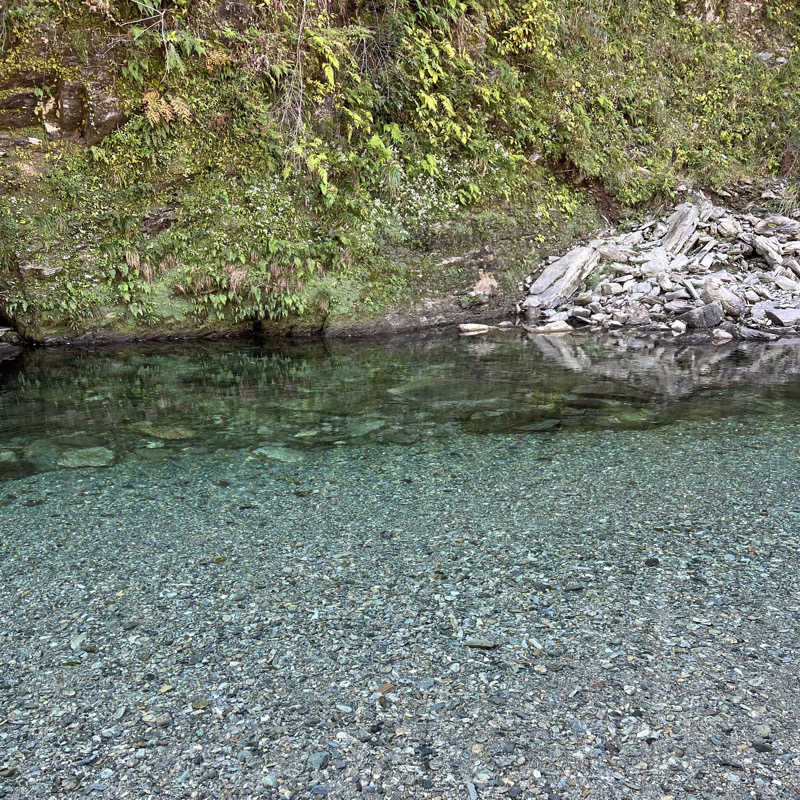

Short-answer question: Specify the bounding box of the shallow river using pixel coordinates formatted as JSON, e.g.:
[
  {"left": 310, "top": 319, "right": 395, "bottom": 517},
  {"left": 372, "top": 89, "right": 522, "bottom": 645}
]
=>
[
  {"left": 1, "top": 331, "right": 799, "bottom": 799},
  {"left": 2, "top": 331, "right": 800, "bottom": 479}
]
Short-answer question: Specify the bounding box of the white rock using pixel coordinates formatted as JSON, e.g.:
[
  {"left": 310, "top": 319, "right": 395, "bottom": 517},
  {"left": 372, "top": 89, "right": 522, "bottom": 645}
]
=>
[
  {"left": 596, "top": 244, "right": 631, "bottom": 263},
  {"left": 526, "top": 246, "right": 601, "bottom": 308},
  {"left": 712, "top": 328, "right": 733, "bottom": 343},
  {"left": 701, "top": 277, "right": 745, "bottom": 316},
  {"left": 698, "top": 200, "right": 714, "bottom": 222},
  {"left": 658, "top": 274, "right": 674, "bottom": 292},
  {"left": 772, "top": 273, "right": 800, "bottom": 293},
  {"left": 765, "top": 307, "right": 800, "bottom": 327},
  {"left": 785, "top": 258, "right": 800, "bottom": 279},
  {"left": 525, "top": 321, "right": 574, "bottom": 334},
  {"left": 751, "top": 235, "right": 783, "bottom": 268},
  {"left": 755, "top": 215, "right": 800, "bottom": 237},
  {"left": 717, "top": 217, "right": 742, "bottom": 238},
  {"left": 671, "top": 320, "right": 687, "bottom": 335},
  {"left": 670, "top": 253, "right": 690, "bottom": 272},
  {"left": 640, "top": 247, "right": 670, "bottom": 275},
  {"left": 458, "top": 323, "right": 491, "bottom": 335},
  {"left": 661, "top": 203, "right": 700, "bottom": 253}
]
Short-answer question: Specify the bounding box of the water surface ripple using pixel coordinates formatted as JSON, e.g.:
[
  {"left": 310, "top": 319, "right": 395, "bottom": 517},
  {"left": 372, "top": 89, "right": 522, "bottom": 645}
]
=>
[{"left": 1, "top": 332, "right": 800, "bottom": 479}]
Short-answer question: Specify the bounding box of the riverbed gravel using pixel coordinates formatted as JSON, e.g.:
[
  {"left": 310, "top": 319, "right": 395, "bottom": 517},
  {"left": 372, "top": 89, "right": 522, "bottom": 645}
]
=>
[{"left": 1, "top": 413, "right": 799, "bottom": 799}]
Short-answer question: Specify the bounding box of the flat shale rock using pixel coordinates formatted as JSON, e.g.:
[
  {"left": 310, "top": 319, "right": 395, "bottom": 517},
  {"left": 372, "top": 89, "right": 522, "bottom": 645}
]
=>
[
  {"left": 717, "top": 217, "right": 742, "bottom": 238},
  {"left": 661, "top": 202, "right": 700, "bottom": 253},
  {"left": 640, "top": 246, "right": 671, "bottom": 275},
  {"left": 56, "top": 447, "right": 114, "bottom": 468},
  {"left": 764, "top": 307, "right": 800, "bottom": 327},
  {"left": 702, "top": 277, "right": 745, "bottom": 316},
  {"left": 755, "top": 214, "right": 800, "bottom": 237},
  {"left": 739, "top": 326, "right": 779, "bottom": 341},
  {"left": 678, "top": 301, "right": 724, "bottom": 329},
  {"left": 525, "top": 246, "right": 600, "bottom": 309},
  {"left": 750, "top": 234, "right": 783, "bottom": 268}
]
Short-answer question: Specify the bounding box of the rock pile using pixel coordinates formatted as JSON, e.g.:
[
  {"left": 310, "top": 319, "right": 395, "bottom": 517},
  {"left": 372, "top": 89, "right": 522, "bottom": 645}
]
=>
[{"left": 516, "top": 198, "right": 800, "bottom": 341}]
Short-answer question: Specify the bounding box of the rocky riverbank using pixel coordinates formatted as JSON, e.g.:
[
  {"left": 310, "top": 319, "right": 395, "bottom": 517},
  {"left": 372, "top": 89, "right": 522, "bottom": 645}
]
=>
[
  {"left": 6, "top": 187, "right": 800, "bottom": 352},
  {"left": 3, "top": 0, "right": 798, "bottom": 349},
  {"left": 515, "top": 195, "right": 800, "bottom": 343}
]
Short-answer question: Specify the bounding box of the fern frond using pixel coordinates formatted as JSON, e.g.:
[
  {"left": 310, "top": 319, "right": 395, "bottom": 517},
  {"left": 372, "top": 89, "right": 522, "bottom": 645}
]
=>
[{"left": 169, "top": 96, "right": 191, "bottom": 122}]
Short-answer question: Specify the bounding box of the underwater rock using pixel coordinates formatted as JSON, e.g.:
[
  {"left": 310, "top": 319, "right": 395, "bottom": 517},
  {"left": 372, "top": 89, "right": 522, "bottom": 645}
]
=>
[
  {"left": 57, "top": 447, "right": 114, "bottom": 468},
  {"left": 252, "top": 445, "right": 305, "bottom": 463}
]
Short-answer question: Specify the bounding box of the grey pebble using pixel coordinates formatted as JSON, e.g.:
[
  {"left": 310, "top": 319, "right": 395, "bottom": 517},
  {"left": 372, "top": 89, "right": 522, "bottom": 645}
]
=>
[{"left": 309, "top": 751, "right": 330, "bottom": 771}]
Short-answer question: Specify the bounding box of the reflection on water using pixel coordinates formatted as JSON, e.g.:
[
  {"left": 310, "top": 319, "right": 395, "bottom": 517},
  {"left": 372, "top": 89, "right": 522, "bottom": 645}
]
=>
[{"left": 1, "top": 331, "right": 800, "bottom": 481}]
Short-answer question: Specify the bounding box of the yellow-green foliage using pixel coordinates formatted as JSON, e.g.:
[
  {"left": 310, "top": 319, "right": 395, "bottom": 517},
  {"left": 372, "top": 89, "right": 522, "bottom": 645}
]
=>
[{"left": 1, "top": 0, "right": 798, "bottom": 334}]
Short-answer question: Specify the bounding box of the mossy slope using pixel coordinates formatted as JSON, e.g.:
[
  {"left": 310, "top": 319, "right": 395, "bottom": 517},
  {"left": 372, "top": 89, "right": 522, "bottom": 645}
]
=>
[{"left": 0, "top": 0, "right": 798, "bottom": 340}]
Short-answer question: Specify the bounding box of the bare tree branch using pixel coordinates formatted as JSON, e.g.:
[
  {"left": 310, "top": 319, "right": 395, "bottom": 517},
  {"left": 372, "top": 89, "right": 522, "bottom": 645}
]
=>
[
  {"left": 279, "top": 0, "right": 308, "bottom": 141},
  {"left": 0, "top": 0, "right": 9, "bottom": 53}
]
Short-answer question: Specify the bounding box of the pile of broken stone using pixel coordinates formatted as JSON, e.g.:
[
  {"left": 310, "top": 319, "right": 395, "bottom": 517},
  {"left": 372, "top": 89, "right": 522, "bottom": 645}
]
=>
[{"left": 515, "top": 198, "right": 800, "bottom": 342}]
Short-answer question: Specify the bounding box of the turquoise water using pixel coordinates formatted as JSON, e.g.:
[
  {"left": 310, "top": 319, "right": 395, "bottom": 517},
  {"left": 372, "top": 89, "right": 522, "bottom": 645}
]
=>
[
  {"left": 2, "top": 331, "right": 800, "bottom": 799},
  {"left": 2, "top": 331, "right": 800, "bottom": 483}
]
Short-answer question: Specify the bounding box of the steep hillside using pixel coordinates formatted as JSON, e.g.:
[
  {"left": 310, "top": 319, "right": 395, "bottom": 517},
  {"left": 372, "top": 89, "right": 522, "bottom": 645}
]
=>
[{"left": 0, "top": 0, "right": 798, "bottom": 341}]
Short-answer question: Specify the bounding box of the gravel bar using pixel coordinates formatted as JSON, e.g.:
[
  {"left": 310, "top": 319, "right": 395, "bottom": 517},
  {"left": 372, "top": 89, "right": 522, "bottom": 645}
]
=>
[{"left": 1, "top": 407, "right": 799, "bottom": 799}]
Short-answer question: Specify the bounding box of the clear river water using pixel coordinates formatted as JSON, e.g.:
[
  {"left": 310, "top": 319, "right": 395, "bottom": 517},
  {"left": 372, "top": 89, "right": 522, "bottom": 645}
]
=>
[
  {"left": 1, "top": 330, "right": 799, "bottom": 800},
  {"left": 2, "top": 331, "right": 800, "bottom": 483}
]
